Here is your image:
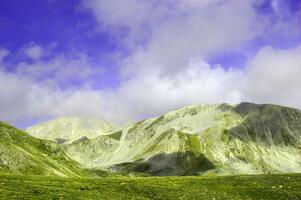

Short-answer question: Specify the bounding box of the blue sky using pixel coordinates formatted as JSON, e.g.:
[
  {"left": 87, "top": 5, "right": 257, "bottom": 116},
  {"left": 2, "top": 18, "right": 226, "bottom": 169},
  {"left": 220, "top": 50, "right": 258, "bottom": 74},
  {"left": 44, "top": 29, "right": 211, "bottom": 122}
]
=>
[
  {"left": 0, "top": 0, "right": 301, "bottom": 128},
  {"left": 0, "top": 0, "right": 113, "bottom": 57}
]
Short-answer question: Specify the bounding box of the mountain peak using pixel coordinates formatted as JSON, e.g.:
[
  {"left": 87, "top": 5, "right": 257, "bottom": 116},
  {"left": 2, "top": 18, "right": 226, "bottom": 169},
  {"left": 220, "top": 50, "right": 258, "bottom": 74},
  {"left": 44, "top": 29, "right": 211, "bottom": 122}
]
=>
[{"left": 26, "top": 116, "right": 116, "bottom": 144}]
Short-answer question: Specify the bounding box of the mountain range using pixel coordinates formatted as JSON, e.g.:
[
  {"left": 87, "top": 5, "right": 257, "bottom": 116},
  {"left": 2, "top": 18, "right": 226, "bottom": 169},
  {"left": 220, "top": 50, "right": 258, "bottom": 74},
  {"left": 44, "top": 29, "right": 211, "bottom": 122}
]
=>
[{"left": 1, "top": 102, "right": 300, "bottom": 177}]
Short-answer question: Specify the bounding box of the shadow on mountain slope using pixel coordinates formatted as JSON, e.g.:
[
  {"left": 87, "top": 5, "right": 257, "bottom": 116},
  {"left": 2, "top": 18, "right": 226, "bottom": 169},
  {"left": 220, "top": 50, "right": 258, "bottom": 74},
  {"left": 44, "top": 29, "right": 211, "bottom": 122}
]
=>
[
  {"left": 229, "top": 103, "right": 301, "bottom": 147},
  {"left": 107, "top": 151, "right": 215, "bottom": 176}
]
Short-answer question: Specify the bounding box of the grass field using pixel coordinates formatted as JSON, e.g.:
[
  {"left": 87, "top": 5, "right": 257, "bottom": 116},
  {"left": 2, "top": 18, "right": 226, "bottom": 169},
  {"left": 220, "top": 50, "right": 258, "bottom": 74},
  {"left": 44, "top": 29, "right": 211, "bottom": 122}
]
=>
[{"left": 0, "top": 173, "right": 300, "bottom": 200}]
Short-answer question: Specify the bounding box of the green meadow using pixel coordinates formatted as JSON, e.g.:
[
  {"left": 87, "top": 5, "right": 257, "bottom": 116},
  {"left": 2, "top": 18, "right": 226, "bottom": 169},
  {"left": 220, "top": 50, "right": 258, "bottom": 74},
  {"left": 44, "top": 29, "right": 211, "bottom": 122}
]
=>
[{"left": 0, "top": 173, "right": 300, "bottom": 200}]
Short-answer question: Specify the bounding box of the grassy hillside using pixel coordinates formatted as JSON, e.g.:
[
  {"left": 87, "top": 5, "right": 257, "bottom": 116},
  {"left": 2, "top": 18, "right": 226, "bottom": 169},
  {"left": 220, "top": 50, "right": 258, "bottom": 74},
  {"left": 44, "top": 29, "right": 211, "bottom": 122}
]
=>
[
  {"left": 0, "top": 121, "right": 90, "bottom": 177},
  {"left": 0, "top": 173, "right": 300, "bottom": 199}
]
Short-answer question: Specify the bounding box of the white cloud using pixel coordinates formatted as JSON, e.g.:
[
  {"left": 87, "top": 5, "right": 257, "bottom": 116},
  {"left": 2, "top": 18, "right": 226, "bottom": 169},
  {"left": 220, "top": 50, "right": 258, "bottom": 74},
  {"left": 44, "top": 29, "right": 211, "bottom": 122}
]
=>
[
  {"left": 23, "top": 44, "right": 44, "bottom": 60},
  {"left": 0, "top": 69, "right": 51, "bottom": 123},
  {"left": 0, "top": 48, "right": 10, "bottom": 62},
  {"left": 84, "top": 0, "right": 301, "bottom": 76},
  {"left": 0, "top": 55, "right": 243, "bottom": 127},
  {"left": 53, "top": 90, "right": 105, "bottom": 118},
  {"left": 1, "top": 44, "right": 301, "bottom": 127},
  {"left": 107, "top": 45, "right": 301, "bottom": 122},
  {"left": 82, "top": 0, "right": 168, "bottom": 46},
  {"left": 123, "top": 0, "right": 262, "bottom": 75},
  {"left": 0, "top": 68, "right": 107, "bottom": 127},
  {"left": 0, "top": 48, "right": 106, "bottom": 127},
  {"left": 243, "top": 45, "right": 301, "bottom": 108},
  {"left": 15, "top": 51, "right": 103, "bottom": 88},
  {"left": 85, "top": 0, "right": 263, "bottom": 72},
  {"left": 258, "top": 0, "right": 301, "bottom": 43},
  {"left": 1, "top": 1, "right": 301, "bottom": 128},
  {"left": 106, "top": 59, "right": 243, "bottom": 122}
]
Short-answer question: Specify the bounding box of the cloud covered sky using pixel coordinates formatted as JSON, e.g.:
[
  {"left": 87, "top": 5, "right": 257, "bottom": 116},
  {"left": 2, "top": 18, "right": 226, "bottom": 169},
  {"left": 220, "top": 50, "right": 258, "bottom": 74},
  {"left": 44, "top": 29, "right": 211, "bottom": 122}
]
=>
[{"left": 0, "top": 0, "right": 301, "bottom": 128}]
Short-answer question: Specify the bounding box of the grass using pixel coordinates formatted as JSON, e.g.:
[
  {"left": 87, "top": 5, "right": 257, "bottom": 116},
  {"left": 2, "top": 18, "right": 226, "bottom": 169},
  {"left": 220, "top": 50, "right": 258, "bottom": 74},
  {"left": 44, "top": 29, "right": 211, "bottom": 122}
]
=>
[
  {"left": 0, "top": 173, "right": 300, "bottom": 200},
  {"left": 0, "top": 121, "right": 89, "bottom": 177}
]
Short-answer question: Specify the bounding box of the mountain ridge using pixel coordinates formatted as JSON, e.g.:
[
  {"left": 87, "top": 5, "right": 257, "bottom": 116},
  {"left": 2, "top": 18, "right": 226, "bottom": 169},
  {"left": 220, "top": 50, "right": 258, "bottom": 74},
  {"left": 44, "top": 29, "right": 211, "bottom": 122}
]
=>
[
  {"left": 49, "top": 103, "right": 301, "bottom": 175},
  {"left": 20, "top": 102, "right": 301, "bottom": 176},
  {"left": 26, "top": 116, "right": 116, "bottom": 144}
]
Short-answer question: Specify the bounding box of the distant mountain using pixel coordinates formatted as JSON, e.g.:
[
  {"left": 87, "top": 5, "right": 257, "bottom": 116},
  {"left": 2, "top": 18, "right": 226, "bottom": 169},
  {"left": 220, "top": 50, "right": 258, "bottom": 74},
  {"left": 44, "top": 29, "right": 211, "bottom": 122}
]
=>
[
  {"left": 27, "top": 116, "right": 116, "bottom": 144},
  {"left": 62, "top": 103, "right": 301, "bottom": 176},
  {"left": 0, "top": 121, "right": 89, "bottom": 177}
]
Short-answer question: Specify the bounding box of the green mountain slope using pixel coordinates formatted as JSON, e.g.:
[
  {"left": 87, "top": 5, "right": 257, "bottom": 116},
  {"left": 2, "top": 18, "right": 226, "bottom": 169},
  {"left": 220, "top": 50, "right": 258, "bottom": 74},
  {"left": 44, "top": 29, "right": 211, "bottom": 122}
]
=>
[
  {"left": 62, "top": 103, "right": 301, "bottom": 176},
  {"left": 26, "top": 116, "right": 116, "bottom": 144},
  {"left": 0, "top": 121, "right": 89, "bottom": 177}
]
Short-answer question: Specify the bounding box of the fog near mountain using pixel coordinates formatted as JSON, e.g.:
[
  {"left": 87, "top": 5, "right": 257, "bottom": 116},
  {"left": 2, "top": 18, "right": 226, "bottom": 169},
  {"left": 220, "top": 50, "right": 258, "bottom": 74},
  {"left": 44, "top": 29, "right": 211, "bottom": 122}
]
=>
[{"left": 26, "top": 116, "right": 116, "bottom": 144}]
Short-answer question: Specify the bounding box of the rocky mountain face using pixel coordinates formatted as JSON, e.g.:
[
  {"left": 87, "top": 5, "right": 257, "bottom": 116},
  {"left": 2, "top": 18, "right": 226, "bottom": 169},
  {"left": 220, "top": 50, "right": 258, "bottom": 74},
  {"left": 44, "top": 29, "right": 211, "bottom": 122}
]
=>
[
  {"left": 45, "top": 103, "right": 300, "bottom": 176},
  {"left": 24, "top": 103, "right": 301, "bottom": 176},
  {"left": 26, "top": 116, "right": 116, "bottom": 144},
  {"left": 0, "top": 121, "right": 90, "bottom": 177}
]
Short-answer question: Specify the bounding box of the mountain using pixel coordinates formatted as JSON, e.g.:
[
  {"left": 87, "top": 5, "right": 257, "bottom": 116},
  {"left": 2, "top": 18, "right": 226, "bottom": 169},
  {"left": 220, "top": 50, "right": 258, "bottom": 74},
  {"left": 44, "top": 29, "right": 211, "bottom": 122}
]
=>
[
  {"left": 0, "top": 121, "right": 89, "bottom": 177},
  {"left": 27, "top": 116, "right": 116, "bottom": 144},
  {"left": 62, "top": 103, "right": 301, "bottom": 176}
]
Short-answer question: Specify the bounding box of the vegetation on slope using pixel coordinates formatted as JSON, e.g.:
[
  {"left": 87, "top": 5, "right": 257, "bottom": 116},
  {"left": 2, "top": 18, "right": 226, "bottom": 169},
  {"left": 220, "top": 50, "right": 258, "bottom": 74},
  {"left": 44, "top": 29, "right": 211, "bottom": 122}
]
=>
[
  {"left": 26, "top": 103, "right": 301, "bottom": 176},
  {"left": 0, "top": 121, "right": 89, "bottom": 177}
]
